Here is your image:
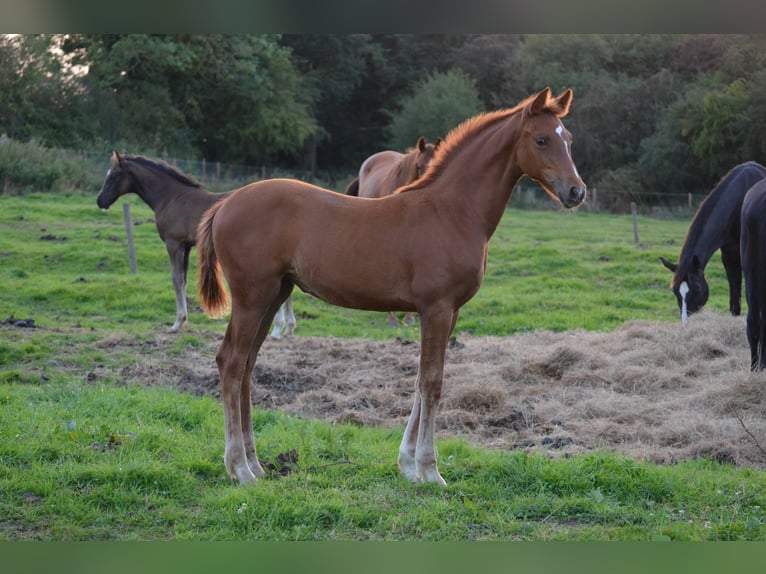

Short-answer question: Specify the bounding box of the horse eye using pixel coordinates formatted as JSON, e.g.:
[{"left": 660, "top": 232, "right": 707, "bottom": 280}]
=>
[{"left": 535, "top": 137, "right": 547, "bottom": 147}]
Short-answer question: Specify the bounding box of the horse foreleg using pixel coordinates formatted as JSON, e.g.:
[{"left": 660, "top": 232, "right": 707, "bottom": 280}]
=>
[
  {"left": 399, "top": 305, "right": 458, "bottom": 486},
  {"left": 167, "top": 242, "right": 190, "bottom": 332},
  {"left": 398, "top": 390, "right": 421, "bottom": 481},
  {"left": 721, "top": 243, "right": 742, "bottom": 316}
]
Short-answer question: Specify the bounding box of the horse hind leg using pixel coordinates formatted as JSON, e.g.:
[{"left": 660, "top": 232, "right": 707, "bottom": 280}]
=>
[
  {"left": 269, "top": 295, "right": 296, "bottom": 339},
  {"left": 242, "top": 284, "right": 295, "bottom": 473},
  {"left": 168, "top": 242, "right": 190, "bottom": 332},
  {"left": 224, "top": 281, "right": 294, "bottom": 482},
  {"left": 217, "top": 294, "right": 283, "bottom": 483},
  {"left": 270, "top": 304, "right": 286, "bottom": 339},
  {"left": 284, "top": 295, "right": 296, "bottom": 336}
]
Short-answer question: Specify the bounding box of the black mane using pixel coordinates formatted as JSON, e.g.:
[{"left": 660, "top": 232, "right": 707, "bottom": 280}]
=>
[{"left": 126, "top": 154, "right": 204, "bottom": 189}]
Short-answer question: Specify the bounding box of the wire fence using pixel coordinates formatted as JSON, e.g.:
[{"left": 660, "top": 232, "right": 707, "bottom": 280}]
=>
[
  {"left": 506, "top": 183, "right": 701, "bottom": 218},
  {"left": 82, "top": 151, "right": 703, "bottom": 219}
]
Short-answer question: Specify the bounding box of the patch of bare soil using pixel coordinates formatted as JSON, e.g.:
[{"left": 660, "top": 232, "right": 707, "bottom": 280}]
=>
[{"left": 109, "top": 310, "right": 766, "bottom": 467}]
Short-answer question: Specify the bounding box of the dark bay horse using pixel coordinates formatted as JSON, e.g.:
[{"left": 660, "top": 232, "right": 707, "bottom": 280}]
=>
[
  {"left": 660, "top": 161, "right": 766, "bottom": 322},
  {"left": 740, "top": 179, "right": 766, "bottom": 371},
  {"left": 344, "top": 136, "right": 443, "bottom": 326},
  {"left": 96, "top": 151, "right": 296, "bottom": 336},
  {"left": 196, "top": 88, "right": 586, "bottom": 485}
]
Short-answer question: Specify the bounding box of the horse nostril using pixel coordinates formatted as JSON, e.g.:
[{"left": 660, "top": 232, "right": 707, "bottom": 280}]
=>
[{"left": 568, "top": 187, "right": 585, "bottom": 205}]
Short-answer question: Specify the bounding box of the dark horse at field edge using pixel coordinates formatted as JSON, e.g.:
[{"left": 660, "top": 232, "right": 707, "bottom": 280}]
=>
[
  {"left": 196, "top": 88, "right": 586, "bottom": 486},
  {"left": 740, "top": 179, "right": 766, "bottom": 371},
  {"left": 660, "top": 161, "right": 766, "bottom": 322},
  {"left": 96, "top": 151, "right": 296, "bottom": 336}
]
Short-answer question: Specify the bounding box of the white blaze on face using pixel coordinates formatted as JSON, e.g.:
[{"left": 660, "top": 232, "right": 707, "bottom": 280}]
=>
[
  {"left": 556, "top": 122, "right": 581, "bottom": 179},
  {"left": 106, "top": 168, "right": 112, "bottom": 178},
  {"left": 679, "top": 281, "right": 690, "bottom": 324}
]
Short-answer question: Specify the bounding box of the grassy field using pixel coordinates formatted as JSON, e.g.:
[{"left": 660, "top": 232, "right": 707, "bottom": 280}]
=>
[
  {"left": 1, "top": 191, "right": 764, "bottom": 542},
  {"left": 0, "top": 191, "right": 732, "bottom": 337}
]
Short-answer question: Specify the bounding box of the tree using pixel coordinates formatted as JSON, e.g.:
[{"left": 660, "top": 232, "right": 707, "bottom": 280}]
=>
[
  {"left": 280, "top": 34, "right": 472, "bottom": 171},
  {"left": 386, "top": 69, "right": 483, "bottom": 151},
  {"left": 183, "top": 35, "right": 317, "bottom": 163},
  {"left": 453, "top": 34, "right": 523, "bottom": 109},
  {"left": 278, "top": 34, "right": 382, "bottom": 171},
  {"left": 62, "top": 34, "right": 317, "bottom": 163},
  {"left": 639, "top": 75, "right": 752, "bottom": 192},
  {"left": 0, "top": 35, "right": 94, "bottom": 148}
]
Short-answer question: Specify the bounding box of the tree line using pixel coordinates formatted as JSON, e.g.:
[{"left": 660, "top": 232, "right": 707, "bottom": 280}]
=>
[{"left": 2, "top": 34, "right": 765, "bottom": 196}]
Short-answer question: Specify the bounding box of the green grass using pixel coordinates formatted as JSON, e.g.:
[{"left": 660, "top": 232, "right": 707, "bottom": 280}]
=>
[
  {"left": 0, "top": 192, "right": 729, "bottom": 338},
  {"left": 1, "top": 191, "right": 763, "bottom": 541},
  {"left": 1, "top": 379, "right": 764, "bottom": 541}
]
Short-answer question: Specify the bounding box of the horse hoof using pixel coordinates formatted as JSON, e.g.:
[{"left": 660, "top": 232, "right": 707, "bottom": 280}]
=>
[{"left": 418, "top": 468, "right": 447, "bottom": 486}]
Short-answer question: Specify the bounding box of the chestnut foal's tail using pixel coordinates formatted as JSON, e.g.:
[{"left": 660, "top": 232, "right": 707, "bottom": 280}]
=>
[{"left": 196, "top": 202, "right": 230, "bottom": 318}]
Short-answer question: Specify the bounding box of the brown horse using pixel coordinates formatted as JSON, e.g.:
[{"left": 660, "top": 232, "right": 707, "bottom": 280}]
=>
[
  {"left": 345, "top": 136, "right": 443, "bottom": 326},
  {"left": 96, "top": 151, "right": 296, "bottom": 336},
  {"left": 197, "top": 88, "right": 586, "bottom": 485},
  {"left": 344, "top": 136, "right": 443, "bottom": 199}
]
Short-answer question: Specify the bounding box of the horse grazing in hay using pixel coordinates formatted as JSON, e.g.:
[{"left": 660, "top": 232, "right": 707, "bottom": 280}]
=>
[
  {"left": 96, "top": 151, "right": 296, "bottom": 337},
  {"left": 660, "top": 161, "right": 766, "bottom": 323},
  {"left": 344, "top": 136, "right": 443, "bottom": 326},
  {"left": 196, "top": 87, "right": 586, "bottom": 486},
  {"left": 740, "top": 180, "right": 766, "bottom": 371}
]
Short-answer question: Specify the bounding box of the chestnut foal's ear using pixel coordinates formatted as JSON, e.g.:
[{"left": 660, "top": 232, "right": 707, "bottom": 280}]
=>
[
  {"left": 528, "top": 87, "right": 552, "bottom": 115},
  {"left": 417, "top": 136, "right": 426, "bottom": 151},
  {"left": 554, "top": 89, "right": 573, "bottom": 117}
]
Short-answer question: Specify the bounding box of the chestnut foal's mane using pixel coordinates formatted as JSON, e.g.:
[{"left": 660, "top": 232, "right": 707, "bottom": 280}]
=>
[{"left": 396, "top": 92, "right": 568, "bottom": 195}]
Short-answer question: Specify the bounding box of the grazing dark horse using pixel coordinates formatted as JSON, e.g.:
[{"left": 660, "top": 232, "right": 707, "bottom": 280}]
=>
[
  {"left": 660, "top": 161, "right": 766, "bottom": 322},
  {"left": 96, "top": 151, "right": 296, "bottom": 336},
  {"left": 344, "top": 136, "right": 443, "bottom": 326},
  {"left": 740, "top": 180, "right": 766, "bottom": 371},
  {"left": 196, "top": 88, "right": 586, "bottom": 485}
]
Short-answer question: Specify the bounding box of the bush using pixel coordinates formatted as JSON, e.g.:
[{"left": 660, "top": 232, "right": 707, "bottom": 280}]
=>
[
  {"left": 386, "top": 69, "right": 484, "bottom": 151},
  {"left": 0, "top": 137, "right": 100, "bottom": 194}
]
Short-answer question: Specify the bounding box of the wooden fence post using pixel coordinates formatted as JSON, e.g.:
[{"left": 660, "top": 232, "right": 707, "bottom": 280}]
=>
[
  {"left": 122, "top": 203, "right": 137, "bottom": 275},
  {"left": 631, "top": 202, "right": 640, "bottom": 245}
]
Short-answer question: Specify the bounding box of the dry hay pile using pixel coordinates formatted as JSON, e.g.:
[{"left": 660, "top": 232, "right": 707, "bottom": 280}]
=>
[{"left": 109, "top": 310, "right": 766, "bottom": 468}]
